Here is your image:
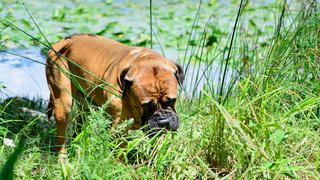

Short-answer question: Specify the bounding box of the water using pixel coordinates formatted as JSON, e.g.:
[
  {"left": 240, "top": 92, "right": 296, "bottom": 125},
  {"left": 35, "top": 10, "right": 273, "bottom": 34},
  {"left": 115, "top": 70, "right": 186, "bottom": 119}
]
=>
[
  {"left": 0, "top": 48, "right": 49, "bottom": 99},
  {"left": 0, "top": 0, "right": 281, "bottom": 99},
  {"left": 183, "top": 61, "right": 232, "bottom": 97},
  {"left": 0, "top": 48, "right": 231, "bottom": 99}
]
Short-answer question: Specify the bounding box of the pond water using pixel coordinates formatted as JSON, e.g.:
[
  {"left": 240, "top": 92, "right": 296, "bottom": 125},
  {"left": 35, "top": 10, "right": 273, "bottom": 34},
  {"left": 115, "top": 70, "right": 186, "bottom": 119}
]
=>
[
  {"left": 0, "top": 48, "right": 49, "bottom": 99},
  {"left": 1, "top": 0, "right": 280, "bottom": 100},
  {"left": 0, "top": 48, "right": 231, "bottom": 99}
]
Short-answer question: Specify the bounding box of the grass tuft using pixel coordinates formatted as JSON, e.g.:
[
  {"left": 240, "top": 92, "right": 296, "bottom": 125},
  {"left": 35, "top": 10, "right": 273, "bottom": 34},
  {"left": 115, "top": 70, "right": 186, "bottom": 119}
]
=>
[{"left": 0, "top": 0, "right": 319, "bottom": 179}]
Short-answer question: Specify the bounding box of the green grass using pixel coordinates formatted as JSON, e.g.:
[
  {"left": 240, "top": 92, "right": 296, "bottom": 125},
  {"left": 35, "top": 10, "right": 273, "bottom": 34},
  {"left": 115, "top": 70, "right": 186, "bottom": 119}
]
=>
[{"left": 0, "top": 0, "right": 319, "bottom": 179}]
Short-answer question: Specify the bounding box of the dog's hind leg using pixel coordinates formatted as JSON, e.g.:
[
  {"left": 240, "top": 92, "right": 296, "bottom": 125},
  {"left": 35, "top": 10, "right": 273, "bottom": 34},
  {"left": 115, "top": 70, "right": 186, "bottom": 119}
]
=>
[
  {"left": 53, "top": 92, "right": 72, "bottom": 155},
  {"left": 46, "top": 64, "right": 73, "bottom": 155},
  {"left": 46, "top": 94, "right": 54, "bottom": 119}
]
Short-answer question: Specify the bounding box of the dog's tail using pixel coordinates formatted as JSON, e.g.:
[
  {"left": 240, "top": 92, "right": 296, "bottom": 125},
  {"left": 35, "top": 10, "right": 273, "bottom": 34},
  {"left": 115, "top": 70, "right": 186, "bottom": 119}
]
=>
[{"left": 47, "top": 95, "right": 54, "bottom": 119}]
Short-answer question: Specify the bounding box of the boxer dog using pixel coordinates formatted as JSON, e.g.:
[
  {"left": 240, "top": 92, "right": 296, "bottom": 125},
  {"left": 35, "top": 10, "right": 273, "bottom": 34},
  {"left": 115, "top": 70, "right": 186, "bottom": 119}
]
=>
[{"left": 46, "top": 34, "right": 184, "bottom": 153}]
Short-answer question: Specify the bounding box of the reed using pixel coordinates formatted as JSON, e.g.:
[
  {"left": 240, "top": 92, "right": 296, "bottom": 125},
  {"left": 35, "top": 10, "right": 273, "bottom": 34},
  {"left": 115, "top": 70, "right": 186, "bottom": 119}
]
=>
[{"left": 0, "top": 0, "right": 319, "bottom": 179}]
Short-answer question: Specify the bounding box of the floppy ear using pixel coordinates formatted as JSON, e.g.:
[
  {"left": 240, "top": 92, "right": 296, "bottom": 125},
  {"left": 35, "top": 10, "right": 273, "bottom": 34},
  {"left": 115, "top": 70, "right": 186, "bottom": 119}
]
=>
[
  {"left": 120, "top": 67, "right": 133, "bottom": 99},
  {"left": 172, "top": 62, "right": 184, "bottom": 87}
]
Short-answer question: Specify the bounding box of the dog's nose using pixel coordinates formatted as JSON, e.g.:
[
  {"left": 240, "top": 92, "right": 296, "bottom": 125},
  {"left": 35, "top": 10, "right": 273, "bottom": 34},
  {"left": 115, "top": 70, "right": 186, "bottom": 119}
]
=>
[{"left": 158, "top": 118, "right": 170, "bottom": 128}]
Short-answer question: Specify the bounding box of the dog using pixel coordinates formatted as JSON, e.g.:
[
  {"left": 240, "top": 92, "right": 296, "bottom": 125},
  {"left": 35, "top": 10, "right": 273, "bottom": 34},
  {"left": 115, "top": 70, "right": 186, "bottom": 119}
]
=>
[{"left": 45, "top": 34, "right": 184, "bottom": 153}]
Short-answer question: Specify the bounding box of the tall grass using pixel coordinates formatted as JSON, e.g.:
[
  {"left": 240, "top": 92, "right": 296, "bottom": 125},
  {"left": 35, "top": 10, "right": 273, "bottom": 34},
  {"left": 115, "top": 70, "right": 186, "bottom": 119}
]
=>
[
  {"left": 0, "top": 0, "right": 319, "bottom": 179},
  {"left": 179, "top": 0, "right": 319, "bottom": 177}
]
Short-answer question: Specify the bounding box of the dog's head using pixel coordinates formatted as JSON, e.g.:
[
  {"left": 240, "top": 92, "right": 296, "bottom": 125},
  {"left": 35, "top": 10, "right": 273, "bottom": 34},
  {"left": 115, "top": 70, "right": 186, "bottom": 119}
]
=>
[{"left": 120, "top": 58, "right": 184, "bottom": 134}]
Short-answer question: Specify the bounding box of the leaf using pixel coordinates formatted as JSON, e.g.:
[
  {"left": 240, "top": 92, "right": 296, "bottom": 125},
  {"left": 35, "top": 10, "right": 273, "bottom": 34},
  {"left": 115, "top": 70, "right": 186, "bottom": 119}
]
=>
[
  {"left": 0, "top": 139, "right": 24, "bottom": 180},
  {"left": 206, "top": 34, "right": 218, "bottom": 46},
  {"left": 79, "top": 26, "right": 91, "bottom": 33},
  {"left": 270, "top": 130, "right": 285, "bottom": 145},
  {"left": 249, "top": 19, "right": 257, "bottom": 28},
  {"left": 126, "top": 138, "right": 141, "bottom": 153},
  {"left": 261, "top": 161, "right": 275, "bottom": 170},
  {"left": 96, "top": 21, "right": 118, "bottom": 35},
  {"left": 53, "top": 7, "right": 65, "bottom": 21},
  {"left": 118, "top": 38, "right": 131, "bottom": 44},
  {"left": 21, "top": 19, "right": 31, "bottom": 28},
  {"left": 75, "top": 5, "right": 85, "bottom": 14},
  {"left": 0, "top": 82, "right": 7, "bottom": 89},
  {"left": 208, "top": 0, "right": 217, "bottom": 6},
  {"left": 104, "top": 0, "right": 113, "bottom": 5}
]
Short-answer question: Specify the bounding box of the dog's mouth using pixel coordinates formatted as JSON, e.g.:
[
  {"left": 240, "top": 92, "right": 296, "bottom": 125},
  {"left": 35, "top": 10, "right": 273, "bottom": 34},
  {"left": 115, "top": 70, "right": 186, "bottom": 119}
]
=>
[{"left": 142, "top": 109, "right": 179, "bottom": 134}]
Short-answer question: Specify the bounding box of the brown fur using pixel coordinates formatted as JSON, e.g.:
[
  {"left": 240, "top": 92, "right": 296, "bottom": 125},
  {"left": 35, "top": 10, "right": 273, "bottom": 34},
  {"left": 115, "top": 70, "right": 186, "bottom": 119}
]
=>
[{"left": 46, "top": 34, "right": 182, "bottom": 153}]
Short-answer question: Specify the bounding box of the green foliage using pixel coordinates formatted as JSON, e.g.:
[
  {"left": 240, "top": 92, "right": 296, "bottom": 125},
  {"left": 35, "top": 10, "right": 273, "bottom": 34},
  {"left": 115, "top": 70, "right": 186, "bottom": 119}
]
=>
[
  {"left": 0, "top": 0, "right": 319, "bottom": 179},
  {"left": 0, "top": 139, "right": 24, "bottom": 180}
]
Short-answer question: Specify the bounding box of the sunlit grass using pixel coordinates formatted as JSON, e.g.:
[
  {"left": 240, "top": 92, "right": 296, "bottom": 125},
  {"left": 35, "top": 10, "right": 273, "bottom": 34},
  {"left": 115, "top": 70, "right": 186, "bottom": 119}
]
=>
[{"left": 0, "top": 0, "right": 319, "bottom": 179}]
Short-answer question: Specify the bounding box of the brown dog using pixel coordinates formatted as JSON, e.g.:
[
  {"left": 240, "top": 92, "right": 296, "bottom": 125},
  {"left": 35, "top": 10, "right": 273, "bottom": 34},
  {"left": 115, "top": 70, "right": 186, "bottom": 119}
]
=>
[{"left": 46, "top": 34, "right": 184, "bottom": 153}]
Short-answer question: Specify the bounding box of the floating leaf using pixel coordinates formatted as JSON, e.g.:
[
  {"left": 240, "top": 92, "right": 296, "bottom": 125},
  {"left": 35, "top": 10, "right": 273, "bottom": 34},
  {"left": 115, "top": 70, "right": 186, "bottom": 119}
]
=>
[
  {"left": 104, "top": 0, "right": 113, "bottom": 5},
  {"left": 208, "top": 0, "right": 217, "bottom": 6},
  {"left": 53, "top": 7, "right": 65, "bottom": 21},
  {"left": 0, "top": 82, "right": 7, "bottom": 89},
  {"left": 96, "top": 22, "right": 118, "bottom": 35},
  {"left": 206, "top": 33, "right": 218, "bottom": 46},
  {"left": 20, "top": 19, "right": 31, "bottom": 28}
]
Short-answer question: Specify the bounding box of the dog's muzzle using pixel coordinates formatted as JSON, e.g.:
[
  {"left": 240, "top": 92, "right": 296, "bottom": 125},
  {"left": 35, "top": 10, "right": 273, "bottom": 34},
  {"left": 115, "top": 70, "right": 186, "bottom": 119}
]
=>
[{"left": 143, "top": 109, "right": 179, "bottom": 134}]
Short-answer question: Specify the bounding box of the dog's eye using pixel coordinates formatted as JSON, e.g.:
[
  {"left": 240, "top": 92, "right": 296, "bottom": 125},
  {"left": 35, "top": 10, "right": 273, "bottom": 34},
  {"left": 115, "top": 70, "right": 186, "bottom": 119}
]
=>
[
  {"left": 142, "top": 101, "right": 157, "bottom": 112},
  {"left": 161, "top": 98, "right": 176, "bottom": 108}
]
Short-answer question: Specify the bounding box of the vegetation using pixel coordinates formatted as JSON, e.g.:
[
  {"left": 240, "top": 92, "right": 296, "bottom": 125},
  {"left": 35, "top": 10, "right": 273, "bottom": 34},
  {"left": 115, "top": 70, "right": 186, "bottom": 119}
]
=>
[{"left": 0, "top": 0, "right": 319, "bottom": 179}]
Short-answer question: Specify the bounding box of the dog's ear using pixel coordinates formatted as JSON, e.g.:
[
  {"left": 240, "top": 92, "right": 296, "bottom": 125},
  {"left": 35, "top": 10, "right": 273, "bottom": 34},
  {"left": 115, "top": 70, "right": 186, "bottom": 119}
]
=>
[
  {"left": 172, "top": 62, "right": 184, "bottom": 87},
  {"left": 120, "top": 67, "right": 133, "bottom": 99}
]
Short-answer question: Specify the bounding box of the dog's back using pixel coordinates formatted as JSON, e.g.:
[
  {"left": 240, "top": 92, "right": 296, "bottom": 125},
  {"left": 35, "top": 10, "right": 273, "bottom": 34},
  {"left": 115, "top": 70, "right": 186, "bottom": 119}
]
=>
[{"left": 45, "top": 34, "right": 137, "bottom": 106}]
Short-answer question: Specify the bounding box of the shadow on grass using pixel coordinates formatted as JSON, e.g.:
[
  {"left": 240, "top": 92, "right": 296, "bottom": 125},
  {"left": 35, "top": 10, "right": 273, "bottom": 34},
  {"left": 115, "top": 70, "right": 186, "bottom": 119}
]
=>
[{"left": 0, "top": 96, "right": 56, "bottom": 153}]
